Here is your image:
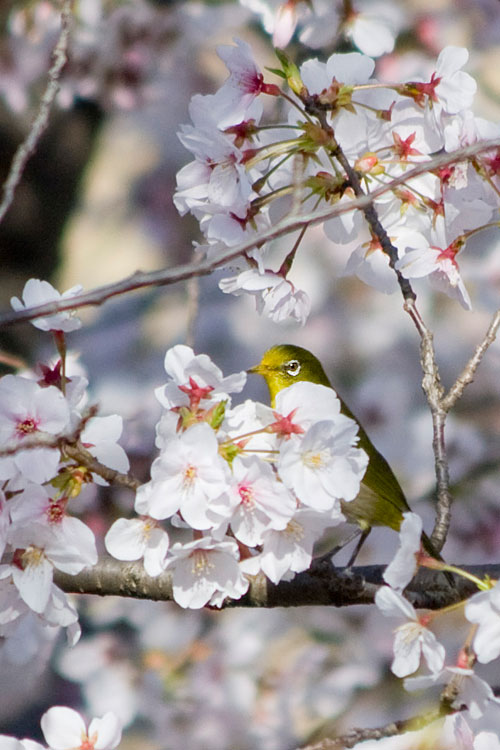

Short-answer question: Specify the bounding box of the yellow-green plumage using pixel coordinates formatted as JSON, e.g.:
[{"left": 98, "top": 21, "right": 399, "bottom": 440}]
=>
[{"left": 250, "top": 344, "right": 437, "bottom": 557}]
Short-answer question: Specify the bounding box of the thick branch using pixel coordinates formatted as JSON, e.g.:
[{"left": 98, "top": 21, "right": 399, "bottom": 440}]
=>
[
  {"left": 53, "top": 556, "right": 497, "bottom": 609},
  {"left": 1, "top": 141, "right": 499, "bottom": 328},
  {"left": 0, "top": 0, "right": 73, "bottom": 227}
]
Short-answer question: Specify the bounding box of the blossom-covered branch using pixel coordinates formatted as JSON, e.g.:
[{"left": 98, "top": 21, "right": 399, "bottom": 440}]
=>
[
  {"left": 53, "top": 556, "right": 495, "bottom": 609},
  {"left": 0, "top": 139, "right": 498, "bottom": 329}
]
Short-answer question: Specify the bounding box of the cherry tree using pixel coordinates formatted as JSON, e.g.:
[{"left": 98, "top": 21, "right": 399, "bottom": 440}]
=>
[{"left": 1, "top": 1, "right": 500, "bottom": 748}]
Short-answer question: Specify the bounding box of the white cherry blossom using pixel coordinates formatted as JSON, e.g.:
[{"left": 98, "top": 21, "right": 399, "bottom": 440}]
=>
[
  {"left": 166, "top": 536, "right": 249, "bottom": 609},
  {"left": 11, "top": 279, "right": 82, "bottom": 332},
  {"left": 260, "top": 508, "right": 341, "bottom": 584},
  {"left": 40, "top": 706, "right": 122, "bottom": 750},
  {"left": 155, "top": 344, "right": 246, "bottom": 410},
  {"left": 105, "top": 517, "right": 169, "bottom": 577},
  {"left": 383, "top": 511, "right": 422, "bottom": 590},
  {"left": 375, "top": 586, "right": 445, "bottom": 677},
  {"left": 0, "top": 375, "right": 70, "bottom": 484},
  {"left": 465, "top": 580, "right": 500, "bottom": 664},
  {"left": 279, "top": 419, "right": 368, "bottom": 512},
  {"left": 137, "top": 423, "right": 230, "bottom": 529},
  {"left": 405, "top": 666, "right": 500, "bottom": 719},
  {"left": 224, "top": 456, "right": 296, "bottom": 546}
]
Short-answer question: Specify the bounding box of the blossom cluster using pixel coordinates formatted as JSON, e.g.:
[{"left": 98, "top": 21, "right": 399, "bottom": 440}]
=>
[
  {"left": 374, "top": 512, "right": 500, "bottom": 721},
  {"left": 5, "top": 276, "right": 500, "bottom": 739},
  {"left": 105, "top": 343, "right": 368, "bottom": 608},
  {"left": 0, "top": 281, "right": 129, "bottom": 663},
  {"left": 175, "top": 39, "right": 500, "bottom": 323}
]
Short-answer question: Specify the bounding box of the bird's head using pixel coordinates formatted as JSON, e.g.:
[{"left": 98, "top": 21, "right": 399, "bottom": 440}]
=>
[{"left": 248, "top": 344, "right": 331, "bottom": 405}]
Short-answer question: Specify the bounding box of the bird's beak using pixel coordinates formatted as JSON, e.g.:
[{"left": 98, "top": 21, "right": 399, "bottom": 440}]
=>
[{"left": 246, "top": 364, "right": 261, "bottom": 375}]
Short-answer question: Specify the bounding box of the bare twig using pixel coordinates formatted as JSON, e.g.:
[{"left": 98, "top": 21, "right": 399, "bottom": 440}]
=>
[
  {"left": 442, "top": 308, "right": 500, "bottom": 411},
  {"left": 185, "top": 248, "right": 203, "bottom": 348},
  {"left": 0, "top": 350, "right": 27, "bottom": 370},
  {"left": 0, "top": 0, "right": 73, "bottom": 227},
  {"left": 404, "top": 299, "right": 452, "bottom": 552},
  {"left": 1, "top": 140, "right": 499, "bottom": 329}
]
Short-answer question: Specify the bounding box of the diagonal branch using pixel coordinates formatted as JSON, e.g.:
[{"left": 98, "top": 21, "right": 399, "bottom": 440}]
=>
[
  {"left": 1, "top": 140, "right": 500, "bottom": 328},
  {"left": 0, "top": 0, "right": 73, "bottom": 227},
  {"left": 442, "top": 308, "right": 500, "bottom": 411}
]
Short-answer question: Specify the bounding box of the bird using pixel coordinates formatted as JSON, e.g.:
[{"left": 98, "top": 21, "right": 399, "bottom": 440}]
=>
[{"left": 248, "top": 343, "right": 445, "bottom": 567}]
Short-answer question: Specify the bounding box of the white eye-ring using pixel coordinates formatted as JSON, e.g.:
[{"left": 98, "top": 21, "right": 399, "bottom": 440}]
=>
[{"left": 285, "top": 359, "right": 301, "bottom": 377}]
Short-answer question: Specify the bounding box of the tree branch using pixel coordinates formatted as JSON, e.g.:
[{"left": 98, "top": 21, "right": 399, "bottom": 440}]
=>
[
  {"left": 301, "top": 705, "right": 450, "bottom": 749},
  {"left": 0, "top": 0, "right": 73, "bottom": 227},
  {"left": 53, "top": 555, "right": 497, "bottom": 609},
  {"left": 441, "top": 308, "right": 500, "bottom": 411},
  {"left": 1, "top": 140, "right": 499, "bottom": 328}
]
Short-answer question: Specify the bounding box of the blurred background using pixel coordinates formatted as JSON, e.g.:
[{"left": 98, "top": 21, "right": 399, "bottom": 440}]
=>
[{"left": 2, "top": 1, "right": 500, "bottom": 747}]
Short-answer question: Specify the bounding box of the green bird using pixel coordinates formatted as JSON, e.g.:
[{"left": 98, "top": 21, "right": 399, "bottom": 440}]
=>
[{"left": 249, "top": 343, "right": 443, "bottom": 565}]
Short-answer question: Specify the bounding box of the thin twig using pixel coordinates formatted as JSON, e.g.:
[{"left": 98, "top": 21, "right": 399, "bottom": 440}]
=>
[
  {"left": 62, "top": 443, "right": 141, "bottom": 490},
  {"left": 185, "top": 248, "right": 203, "bottom": 348},
  {"left": 1, "top": 140, "right": 500, "bottom": 328},
  {"left": 442, "top": 308, "right": 500, "bottom": 411},
  {"left": 404, "top": 298, "right": 451, "bottom": 553},
  {"left": 0, "top": 0, "right": 73, "bottom": 227}
]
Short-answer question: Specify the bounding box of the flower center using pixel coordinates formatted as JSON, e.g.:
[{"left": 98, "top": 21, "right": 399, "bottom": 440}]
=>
[
  {"left": 190, "top": 549, "right": 214, "bottom": 576},
  {"left": 183, "top": 464, "right": 198, "bottom": 488},
  {"left": 303, "top": 449, "right": 328, "bottom": 469},
  {"left": 238, "top": 484, "right": 254, "bottom": 508},
  {"left": 16, "top": 417, "right": 39, "bottom": 438}
]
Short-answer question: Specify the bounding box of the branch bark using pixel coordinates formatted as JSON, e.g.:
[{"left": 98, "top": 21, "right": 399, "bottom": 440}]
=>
[{"left": 53, "top": 555, "right": 497, "bottom": 610}]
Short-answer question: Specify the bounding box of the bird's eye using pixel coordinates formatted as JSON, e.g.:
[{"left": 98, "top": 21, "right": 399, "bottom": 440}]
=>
[{"left": 285, "top": 359, "right": 301, "bottom": 377}]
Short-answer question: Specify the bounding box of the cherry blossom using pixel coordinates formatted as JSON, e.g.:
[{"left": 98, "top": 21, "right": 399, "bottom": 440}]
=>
[
  {"left": 259, "top": 508, "right": 341, "bottom": 584},
  {"left": 279, "top": 419, "right": 368, "bottom": 512},
  {"left": 220, "top": 268, "right": 311, "bottom": 325},
  {"left": 11, "top": 279, "right": 82, "bottom": 332},
  {"left": 224, "top": 456, "right": 296, "bottom": 546},
  {"left": 155, "top": 344, "right": 246, "bottom": 410},
  {"left": 395, "top": 230, "right": 472, "bottom": 310},
  {"left": 274, "top": 381, "right": 342, "bottom": 431},
  {"left": 104, "top": 517, "right": 169, "bottom": 577},
  {"left": 405, "top": 666, "right": 500, "bottom": 719},
  {"left": 383, "top": 511, "right": 422, "bottom": 590},
  {"left": 80, "top": 415, "right": 130, "bottom": 485},
  {"left": 165, "top": 536, "right": 249, "bottom": 609},
  {"left": 40, "top": 706, "right": 122, "bottom": 750},
  {"left": 213, "top": 38, "right": 269, "bottom": 128},
  {"left": 0, "top": 376, "right": 70, "bottom": 484},
  {"left": 464, "top": 581, "right": 500, "bottom": 664},
  {"left": 375, "top": 586, "right": 445, "bottom": 677},
  {"left": 136, "top": 423, "right": 231, "bottom": 529}
]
